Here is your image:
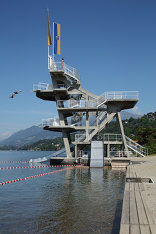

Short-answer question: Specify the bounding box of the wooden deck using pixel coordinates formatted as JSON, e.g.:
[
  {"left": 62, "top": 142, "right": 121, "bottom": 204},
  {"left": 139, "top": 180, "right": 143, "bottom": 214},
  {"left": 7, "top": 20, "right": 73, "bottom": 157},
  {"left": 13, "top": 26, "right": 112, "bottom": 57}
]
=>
[{"left": 120, "top": 163, "right": 156, "bottom": 234}]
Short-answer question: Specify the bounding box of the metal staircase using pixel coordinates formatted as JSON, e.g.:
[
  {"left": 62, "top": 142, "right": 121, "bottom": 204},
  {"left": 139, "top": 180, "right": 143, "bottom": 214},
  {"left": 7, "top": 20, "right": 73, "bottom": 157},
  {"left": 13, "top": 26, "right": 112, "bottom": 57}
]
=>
[
  {"left": 126, "top": 136, "right": 148, "bottom": 157},
  {"left": 49, "top": 57, "right": 80, "bottom": 84}
]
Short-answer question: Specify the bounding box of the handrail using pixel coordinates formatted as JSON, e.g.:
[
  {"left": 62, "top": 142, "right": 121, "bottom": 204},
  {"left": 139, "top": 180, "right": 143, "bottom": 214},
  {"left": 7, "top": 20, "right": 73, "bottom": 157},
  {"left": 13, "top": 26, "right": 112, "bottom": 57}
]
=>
[
  {"left": 125, "top": 136, "right": 148, "bottom": 156},
  {"left": 98, "top": 91, "right": 139, "bottom": 103},
  {"left": 75, "top": 133, "right": 86, "bottom": 143},
  {"left": 33, "top": 82, "right": 53, "bottom": 91},
  {"left": 57, "top": 100, "right": 97, "bottom": 108},
  {"left": 103, "top": 134, "right": 123, "bottom": 142},
  {"left": 109, "top": 150, "right": 132, "bottom": 157},
  {"left": 75, "top": 133, "right": 123, "bottom": 143},
  {"left": 42, "top": 117, "right": 60, "bottom": 127},
  {"left": 74, "top": 133, "right": 147, "bottom": 157},
  {"left": 48, "top": 57, "right": 80, "bottom": 82},
  {"left": 125, "top": 136, "right": 144, "bottom": 149},
  {"left": 57, "top": 91, "right": 139, "bottom": 109}
]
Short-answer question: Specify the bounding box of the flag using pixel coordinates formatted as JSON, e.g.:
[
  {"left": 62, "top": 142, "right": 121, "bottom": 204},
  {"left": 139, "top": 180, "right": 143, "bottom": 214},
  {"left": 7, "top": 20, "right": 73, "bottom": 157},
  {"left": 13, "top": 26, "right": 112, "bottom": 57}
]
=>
[
  {"left": 54, "top": 23, "right": 60, "bottom": 55},
  {"left": 48, "top": 14, "right": 52, "bottom": 45}
]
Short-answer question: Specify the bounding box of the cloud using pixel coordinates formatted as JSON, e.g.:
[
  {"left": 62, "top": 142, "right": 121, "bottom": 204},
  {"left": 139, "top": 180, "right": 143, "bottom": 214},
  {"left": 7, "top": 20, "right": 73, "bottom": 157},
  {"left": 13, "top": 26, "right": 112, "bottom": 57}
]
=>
[{"left": 131, "top": 106, "right": 142, "bottom": 115}]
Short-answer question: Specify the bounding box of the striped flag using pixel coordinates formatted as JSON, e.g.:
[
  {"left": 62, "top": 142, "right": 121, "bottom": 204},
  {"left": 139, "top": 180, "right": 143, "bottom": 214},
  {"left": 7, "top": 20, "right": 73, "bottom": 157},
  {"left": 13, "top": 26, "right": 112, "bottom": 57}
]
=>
[{"left": 54, "top": 23, "right": 61, "bottom": 54}]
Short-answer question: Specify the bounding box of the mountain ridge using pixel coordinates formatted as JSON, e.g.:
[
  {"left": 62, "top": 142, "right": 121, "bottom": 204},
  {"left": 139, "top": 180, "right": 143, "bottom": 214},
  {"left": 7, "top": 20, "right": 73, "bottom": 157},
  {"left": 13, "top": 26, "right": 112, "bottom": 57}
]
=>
[
  {"left": 0, "top": 126, "right": 61, "bottom": 147},
  {"left": 0, "top": 111, "right": 141, "bottom": 147}
]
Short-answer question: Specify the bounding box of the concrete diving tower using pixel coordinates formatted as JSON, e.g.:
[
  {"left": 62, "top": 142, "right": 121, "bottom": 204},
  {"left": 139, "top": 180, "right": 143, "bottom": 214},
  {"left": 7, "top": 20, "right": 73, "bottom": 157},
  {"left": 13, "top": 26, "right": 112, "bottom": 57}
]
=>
[{"left": 33, "top": 55, "right": 141, "bottom": 158}]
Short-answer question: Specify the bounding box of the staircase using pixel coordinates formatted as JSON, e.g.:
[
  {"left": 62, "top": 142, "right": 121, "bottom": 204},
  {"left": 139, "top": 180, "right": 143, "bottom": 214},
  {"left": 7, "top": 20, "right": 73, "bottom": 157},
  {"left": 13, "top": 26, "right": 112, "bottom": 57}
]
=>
[
  {"left": 126, "top": 136, "right": 148, "bottom": 157},
  {"left": 48, "top": 57, "right": 80, "bottom": 84}
]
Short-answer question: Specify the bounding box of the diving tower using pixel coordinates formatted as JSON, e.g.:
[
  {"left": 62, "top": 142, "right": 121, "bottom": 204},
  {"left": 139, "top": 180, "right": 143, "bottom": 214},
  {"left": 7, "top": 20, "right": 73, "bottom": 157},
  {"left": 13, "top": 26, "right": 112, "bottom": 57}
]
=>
[{"left": 33, "top": 54, "right": 147, "bottom": 158}]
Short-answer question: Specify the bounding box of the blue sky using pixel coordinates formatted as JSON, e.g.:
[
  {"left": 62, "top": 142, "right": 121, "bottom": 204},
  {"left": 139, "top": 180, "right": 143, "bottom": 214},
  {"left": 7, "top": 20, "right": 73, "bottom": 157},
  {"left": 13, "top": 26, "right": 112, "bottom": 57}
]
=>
[{"left": 0, "top": 0, "right": 156, "bottom": 140}]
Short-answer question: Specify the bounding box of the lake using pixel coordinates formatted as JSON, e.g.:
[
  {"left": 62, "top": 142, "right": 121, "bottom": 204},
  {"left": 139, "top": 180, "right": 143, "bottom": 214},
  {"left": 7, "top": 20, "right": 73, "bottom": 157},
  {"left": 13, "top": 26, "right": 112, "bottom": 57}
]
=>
[{"left": 0, "top": 151, "right": 126, "bottom": 233}]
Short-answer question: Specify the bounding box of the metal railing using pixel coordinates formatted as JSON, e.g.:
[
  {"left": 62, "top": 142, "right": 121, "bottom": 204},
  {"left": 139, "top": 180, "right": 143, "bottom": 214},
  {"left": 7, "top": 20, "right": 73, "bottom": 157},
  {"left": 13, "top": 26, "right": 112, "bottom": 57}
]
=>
[
  {"left": 57, "top": 91, "right": 138, "bottom": 109},
  {"left": 75, "top": 133, "right": 87, "bottom": 143},
  {"left": 74, "top": 133, "right": 147, "bottom": 157},
  {"left": 103, "top": 134, "right": 123, "bottom": 142},
  {"left": 109, "top": 150, "right": 132, "bottom": 157},
  {"left": 75, "top": 133, "right": 123, "bottom": 143},
  {"left": 98, "top": 111, "right": 107, "bottom": 125},
  {"left": 57, "top": 100, "right": 97, "bottom": 108},
  {"left": 48, "top": 57, "right": 80, "bottom": 82},
  {"left": 33, "top": 82, "right": 53, "bottom": 91},
  {"left": 41, "top": 118, "right": 60, "bottom": 127},
  {"left": 126, "top": 136, "right": 148, "bottom": 157},
  {"left": 98, "top": 91, "right": 139, "bottom": 104}
]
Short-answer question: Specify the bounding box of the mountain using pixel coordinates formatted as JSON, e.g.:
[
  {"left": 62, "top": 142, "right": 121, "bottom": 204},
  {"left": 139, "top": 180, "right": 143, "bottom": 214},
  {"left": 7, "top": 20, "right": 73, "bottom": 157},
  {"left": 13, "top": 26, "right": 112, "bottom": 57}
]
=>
[
  {"left": 120, "top": 111, "right": 141, "bottom": 120},
  {"left": 0, "top": 126, "right": 61, "bottom": 147},
  {"left": 0, "top": 111, "right": 141, "bottom": 147}
]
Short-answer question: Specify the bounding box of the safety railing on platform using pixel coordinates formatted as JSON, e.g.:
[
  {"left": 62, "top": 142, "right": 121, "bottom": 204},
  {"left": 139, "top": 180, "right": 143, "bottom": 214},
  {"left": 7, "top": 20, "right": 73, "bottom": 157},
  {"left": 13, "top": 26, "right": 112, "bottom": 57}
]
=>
[
  {"left": 97, "top": 91, "right": 139, "bottom": 106},
  {"left": 75, "top": 132, "right": 147, "bottom": 157},
  {"left": 57, "top": 100, "right": 97, "bottom": 108},
  {"left": 75, "top": 133, "right": 123, "bottom": 143},
  {"left": 41, "top": 117, "right": 60, "bottom": 127},
  {"left": 103, "top": 134, "right": 123, "bottom": 142},
  {"left": 48, "top": 57, "right": 80, "bottom": 82},
  {"left": 109, "top": 150, "right": 132, "bottom": 157},
  {"left": 33, "top": 82, "right": 53, "bottom": 91},
  {"left": 57, "top": 91, "right": 138, "bottom": 109}
]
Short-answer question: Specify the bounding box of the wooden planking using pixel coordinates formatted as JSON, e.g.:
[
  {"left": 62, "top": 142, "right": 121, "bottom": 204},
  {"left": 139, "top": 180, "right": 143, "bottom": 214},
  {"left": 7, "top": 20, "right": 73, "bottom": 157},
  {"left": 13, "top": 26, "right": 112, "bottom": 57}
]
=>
[
  {"left": 120, "top": 163, "right": 155, "bottom": 234},
  {"left": 133, "top": 164, "right": 138, "bottom": 178},
  {"left": 130, "top": 224, "right": 140, "bottom": 234},
  {"left": 149, "top": 224, "right": 156, "bottom": 233},
  {"left": 135, "top": 190, "right": 148, "bottom": 225},
  {"left": 126, "top": 166, "right": 130, "bottom": 178},
  {"left": 134, "top": 182, "right": 139, "bottom": 191},
  {"left": 120, "top": 190, "right": 130, "bottom": 224},
  {"left": 125, "top": 182, "right": 130, "bottom": 192},
  {"left": 140, "top": 192, "right": 155, "bottom": 225},
  {"left": 120, "top": 224, "right": 129, "bottom": 234},
  {"left": 140, "top": 225, "right": 151, "bottom": 234},
  {"left": 138, "top": 182, "right": 145, "bottom": 192},
  {"left": 130, "top": 165, "right": 136, "bottom": 178},
  {"left": 130, "top": 182, "right": 135, "bottom": 191},
  {"left": 130, "top": 189, "right": 139, "bottom": 225}
]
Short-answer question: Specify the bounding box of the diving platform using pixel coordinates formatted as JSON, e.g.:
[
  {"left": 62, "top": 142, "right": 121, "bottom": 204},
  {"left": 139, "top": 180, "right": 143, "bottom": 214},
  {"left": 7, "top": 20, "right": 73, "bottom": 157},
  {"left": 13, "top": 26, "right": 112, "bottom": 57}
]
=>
[{"left": 33, "top": 46, "right": 146, "bottom": 160}]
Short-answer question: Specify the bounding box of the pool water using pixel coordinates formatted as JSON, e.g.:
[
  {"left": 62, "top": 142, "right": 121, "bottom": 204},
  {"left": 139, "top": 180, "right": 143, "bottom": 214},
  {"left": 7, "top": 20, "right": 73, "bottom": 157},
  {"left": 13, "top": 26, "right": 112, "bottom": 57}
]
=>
[{"left": 0, "top": 151, "right": 126, "bottom": 233}]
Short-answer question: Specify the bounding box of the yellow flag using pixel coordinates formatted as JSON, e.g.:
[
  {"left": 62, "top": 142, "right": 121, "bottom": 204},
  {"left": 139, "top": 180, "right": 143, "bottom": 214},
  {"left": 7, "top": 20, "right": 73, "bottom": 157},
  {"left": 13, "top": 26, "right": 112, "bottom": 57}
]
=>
[{"left": 48, "top": 14, "right": 52, "bottom": 45}]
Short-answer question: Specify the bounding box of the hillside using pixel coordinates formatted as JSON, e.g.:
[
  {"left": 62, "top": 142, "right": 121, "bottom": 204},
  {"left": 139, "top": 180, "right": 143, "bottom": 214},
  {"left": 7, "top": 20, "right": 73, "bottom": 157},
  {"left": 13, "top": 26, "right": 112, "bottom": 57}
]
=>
[
  {"left": 20, "top": 138, "right": 64, "bottom": 151},
  {"left": 0, "top": 126, "right": 61, "bottom": 147},
  {"left": 0, "top": 111, "right": 141, "bottom": 147}
]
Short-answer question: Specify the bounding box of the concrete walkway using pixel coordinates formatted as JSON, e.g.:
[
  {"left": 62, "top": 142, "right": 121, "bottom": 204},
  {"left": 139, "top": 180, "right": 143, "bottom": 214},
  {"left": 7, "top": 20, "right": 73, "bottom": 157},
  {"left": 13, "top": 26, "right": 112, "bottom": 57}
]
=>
[{"left": 120, "top": 156, "right": 156, "bottom": 234}]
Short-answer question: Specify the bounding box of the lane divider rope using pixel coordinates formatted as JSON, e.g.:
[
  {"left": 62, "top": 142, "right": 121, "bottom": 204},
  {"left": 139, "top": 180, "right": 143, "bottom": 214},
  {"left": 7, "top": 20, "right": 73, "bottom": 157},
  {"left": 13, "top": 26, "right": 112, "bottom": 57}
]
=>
[
  {"left": 0, "top": 164, "right": 79, "bottom": 170},
  {"left": 0, "top": 167, "right": 74, "bottom": 186}
]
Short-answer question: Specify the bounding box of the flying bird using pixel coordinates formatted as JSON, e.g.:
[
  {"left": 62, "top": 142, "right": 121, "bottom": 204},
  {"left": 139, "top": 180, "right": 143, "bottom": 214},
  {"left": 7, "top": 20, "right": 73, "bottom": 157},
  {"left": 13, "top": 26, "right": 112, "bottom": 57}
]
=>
[{"left": 10, "top": 90, "right": 22, "bottom": 98}]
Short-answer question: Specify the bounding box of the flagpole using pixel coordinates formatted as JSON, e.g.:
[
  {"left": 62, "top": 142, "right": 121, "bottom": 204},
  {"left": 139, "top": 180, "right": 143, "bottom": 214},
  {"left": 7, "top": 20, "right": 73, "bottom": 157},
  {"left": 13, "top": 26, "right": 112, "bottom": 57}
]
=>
[
  {"left": 53, "top": 22, "right": 54, "bottom": 61},
  {"left": 48, "top": 45, "right": 49, "bottom": 69},
  {"left": 47, "top": 8, "right": 50, "bottom": 69}
]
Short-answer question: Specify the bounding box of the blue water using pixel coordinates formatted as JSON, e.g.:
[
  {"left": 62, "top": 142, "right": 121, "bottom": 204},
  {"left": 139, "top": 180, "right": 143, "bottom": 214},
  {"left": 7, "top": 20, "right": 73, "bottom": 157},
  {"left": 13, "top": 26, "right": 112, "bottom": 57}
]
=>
[{"left": 0, "top": 151, "right": 126, "bottom": 233}]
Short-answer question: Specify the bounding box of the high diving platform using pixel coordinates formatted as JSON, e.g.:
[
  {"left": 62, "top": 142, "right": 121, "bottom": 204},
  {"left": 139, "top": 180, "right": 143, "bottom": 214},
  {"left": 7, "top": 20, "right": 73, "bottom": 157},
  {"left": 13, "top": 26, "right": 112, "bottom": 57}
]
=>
[{"left": 33, "top": 54, "right": 147, "bottom": 163}]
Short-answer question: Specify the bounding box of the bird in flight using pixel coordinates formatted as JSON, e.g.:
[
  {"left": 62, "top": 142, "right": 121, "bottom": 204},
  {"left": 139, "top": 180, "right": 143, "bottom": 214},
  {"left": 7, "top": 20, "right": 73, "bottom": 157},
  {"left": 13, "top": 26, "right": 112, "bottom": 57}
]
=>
[{"left": 10, "top": 90, "right": 22, "bottom": 98}]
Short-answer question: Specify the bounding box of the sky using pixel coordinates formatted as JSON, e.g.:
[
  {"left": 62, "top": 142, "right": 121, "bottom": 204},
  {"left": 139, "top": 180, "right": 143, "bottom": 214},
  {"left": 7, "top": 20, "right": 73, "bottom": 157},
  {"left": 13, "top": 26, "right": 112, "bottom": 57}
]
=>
[{"left": 0, "top": 0, "right": 156, "bottom": 140}]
